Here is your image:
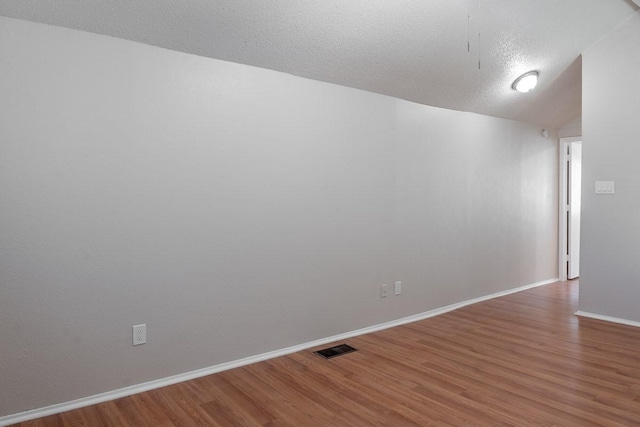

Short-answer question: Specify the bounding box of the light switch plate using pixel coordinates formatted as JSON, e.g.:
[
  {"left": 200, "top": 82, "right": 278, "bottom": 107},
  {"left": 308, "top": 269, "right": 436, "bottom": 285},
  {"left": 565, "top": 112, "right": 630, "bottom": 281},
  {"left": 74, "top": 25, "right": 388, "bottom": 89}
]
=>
[
  {"left": 595, "top": 181, "right": 615, "bottom": 194},
  {"left": 394, "top": 281, "right": 402, "bottom": 295}
]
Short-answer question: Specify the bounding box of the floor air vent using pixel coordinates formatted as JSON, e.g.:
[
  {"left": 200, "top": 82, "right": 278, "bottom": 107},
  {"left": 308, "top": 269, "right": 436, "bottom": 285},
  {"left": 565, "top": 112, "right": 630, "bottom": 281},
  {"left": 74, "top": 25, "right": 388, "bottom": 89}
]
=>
[{"left": 314, "top": 344, "right": 358, "bottom": 359}]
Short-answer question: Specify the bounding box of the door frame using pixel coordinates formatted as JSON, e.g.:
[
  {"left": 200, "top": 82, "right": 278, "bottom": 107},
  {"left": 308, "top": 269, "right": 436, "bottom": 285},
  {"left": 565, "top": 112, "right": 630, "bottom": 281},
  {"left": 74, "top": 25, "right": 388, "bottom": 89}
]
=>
[{"left": 558, "top": 136, "right": 582, "bottom": 281}]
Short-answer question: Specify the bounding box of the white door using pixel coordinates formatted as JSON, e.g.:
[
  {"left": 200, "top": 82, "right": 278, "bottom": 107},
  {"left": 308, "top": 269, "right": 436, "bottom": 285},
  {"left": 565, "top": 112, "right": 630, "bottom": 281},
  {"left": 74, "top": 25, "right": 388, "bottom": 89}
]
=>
[{"left": 568, "top": 142, "right": 582, "bottom": 279}]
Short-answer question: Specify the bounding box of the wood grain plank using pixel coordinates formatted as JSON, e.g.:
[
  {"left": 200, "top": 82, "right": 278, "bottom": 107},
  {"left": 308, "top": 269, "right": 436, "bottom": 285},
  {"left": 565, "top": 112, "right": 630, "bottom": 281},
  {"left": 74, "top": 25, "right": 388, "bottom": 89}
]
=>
[{"left": 10, "top": 280, "right": 640, "bottom": 426}]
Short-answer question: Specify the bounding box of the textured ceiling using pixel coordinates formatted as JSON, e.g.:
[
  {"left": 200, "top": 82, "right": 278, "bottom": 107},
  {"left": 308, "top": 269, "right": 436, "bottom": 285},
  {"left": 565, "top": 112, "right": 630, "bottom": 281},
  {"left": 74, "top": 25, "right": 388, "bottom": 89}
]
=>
[{"left": 1, "top": 0, "right": 637, "bottom": 129}]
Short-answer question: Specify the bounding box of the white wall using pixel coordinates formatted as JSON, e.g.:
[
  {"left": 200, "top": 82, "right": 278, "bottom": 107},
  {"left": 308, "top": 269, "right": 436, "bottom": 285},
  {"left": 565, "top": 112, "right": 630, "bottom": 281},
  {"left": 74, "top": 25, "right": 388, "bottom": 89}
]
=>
[
  {"left": 580, "top": 11, "right": 640, "bottom": 322},
  {"left": 0, "top": 16, "right": 558, "bottom": 417},
  {"left": 559, "top": 116, "right": 582, "bottom": 138}
]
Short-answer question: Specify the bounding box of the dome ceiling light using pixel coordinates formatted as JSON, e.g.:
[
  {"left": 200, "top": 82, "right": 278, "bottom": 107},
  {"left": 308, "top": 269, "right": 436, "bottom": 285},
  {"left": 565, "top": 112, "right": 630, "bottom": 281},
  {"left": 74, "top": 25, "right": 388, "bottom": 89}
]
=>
[{"left": 512, "top": 71, "right": 539, "bottom": 93}]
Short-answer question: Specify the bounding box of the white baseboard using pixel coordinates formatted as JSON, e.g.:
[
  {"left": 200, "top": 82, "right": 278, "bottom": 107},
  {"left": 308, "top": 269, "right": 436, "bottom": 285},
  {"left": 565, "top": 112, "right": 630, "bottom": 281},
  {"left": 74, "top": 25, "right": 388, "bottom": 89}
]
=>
[
  {"left": 574, "top": 311, "right": 640, "bottom": 328},
  {"left": 0, "top": 277, "right": 558, "bottom": 426}
]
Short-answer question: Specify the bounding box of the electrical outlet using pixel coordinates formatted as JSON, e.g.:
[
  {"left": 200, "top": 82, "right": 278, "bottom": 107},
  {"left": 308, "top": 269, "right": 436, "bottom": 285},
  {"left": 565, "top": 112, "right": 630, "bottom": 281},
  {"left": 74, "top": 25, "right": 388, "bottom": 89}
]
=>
[
  {"left": 394, "top": 281, "right": 402, "bottom": 296},
  {"left": 380, "top": 284, "right": 389, "bottom": 298},
  {"left": 132, "top": 324, "right": 146, "bottom": 346}
]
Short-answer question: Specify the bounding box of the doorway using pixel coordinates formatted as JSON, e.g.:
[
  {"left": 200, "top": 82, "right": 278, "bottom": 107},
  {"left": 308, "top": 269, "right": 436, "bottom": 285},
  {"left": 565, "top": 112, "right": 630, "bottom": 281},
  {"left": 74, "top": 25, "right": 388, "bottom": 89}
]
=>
[{"left": 559, "top": 137, "right": 582, "bottom": 281}]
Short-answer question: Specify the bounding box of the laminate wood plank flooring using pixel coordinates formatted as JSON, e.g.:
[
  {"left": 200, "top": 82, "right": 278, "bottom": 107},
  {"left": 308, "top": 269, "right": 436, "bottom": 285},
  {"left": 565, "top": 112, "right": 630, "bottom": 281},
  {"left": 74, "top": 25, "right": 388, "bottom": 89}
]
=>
[{"left": 12, "top": 280, "right": 640, "bottom": 426}]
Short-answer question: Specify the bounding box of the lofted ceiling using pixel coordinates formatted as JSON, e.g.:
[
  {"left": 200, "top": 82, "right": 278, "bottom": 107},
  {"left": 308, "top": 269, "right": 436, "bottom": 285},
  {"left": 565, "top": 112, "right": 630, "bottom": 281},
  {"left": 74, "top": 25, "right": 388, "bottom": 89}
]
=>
[{"left": 0, "top": 0, "right": 637, "bottom": 129}]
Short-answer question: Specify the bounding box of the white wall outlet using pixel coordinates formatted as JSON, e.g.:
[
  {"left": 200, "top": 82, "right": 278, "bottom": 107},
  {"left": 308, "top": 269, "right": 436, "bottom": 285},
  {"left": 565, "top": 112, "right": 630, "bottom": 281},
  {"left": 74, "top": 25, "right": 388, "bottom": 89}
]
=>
[
  {"left": 394, "top": 281, "right": 402, "bottom": 295},
  {"left": 132, "top": 324, "right": 146, "bottom": 346},
  {"left": 380, "top": 284, "right": 389, "bottom": 298}
]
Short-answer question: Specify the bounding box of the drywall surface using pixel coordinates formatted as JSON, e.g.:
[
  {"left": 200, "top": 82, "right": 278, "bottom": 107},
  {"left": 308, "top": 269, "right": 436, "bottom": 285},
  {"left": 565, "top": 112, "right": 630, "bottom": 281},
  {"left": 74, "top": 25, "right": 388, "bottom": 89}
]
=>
[
  {"left": 0, "top": 16, "right": 557, "bottom": 416},
  {"left": 558, "top": 116, "right": 582, "bottom": 138},
  {"left": 580, "top": 11, "right": 640, "bottom": 322}
]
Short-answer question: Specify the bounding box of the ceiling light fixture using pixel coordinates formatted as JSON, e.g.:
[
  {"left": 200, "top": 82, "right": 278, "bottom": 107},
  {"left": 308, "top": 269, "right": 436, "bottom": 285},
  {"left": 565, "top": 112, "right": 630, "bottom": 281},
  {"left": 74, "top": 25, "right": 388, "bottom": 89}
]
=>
[{"left": 512, "top": 71, "right": 539, "bottom": 93}]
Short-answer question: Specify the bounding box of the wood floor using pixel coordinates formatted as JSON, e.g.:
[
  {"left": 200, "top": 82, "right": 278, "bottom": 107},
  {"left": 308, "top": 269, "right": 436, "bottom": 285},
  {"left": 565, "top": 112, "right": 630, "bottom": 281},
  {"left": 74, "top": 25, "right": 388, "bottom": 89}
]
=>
[{"left": 14, "top": 281, "right": 640, "bottom": 426}]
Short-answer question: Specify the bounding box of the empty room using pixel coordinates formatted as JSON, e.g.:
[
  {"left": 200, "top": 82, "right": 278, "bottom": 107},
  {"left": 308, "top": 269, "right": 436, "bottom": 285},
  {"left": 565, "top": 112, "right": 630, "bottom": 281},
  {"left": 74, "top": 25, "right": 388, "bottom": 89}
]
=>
[{"left": 1, "top": 1, "right": 640, "bottom": 426}]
